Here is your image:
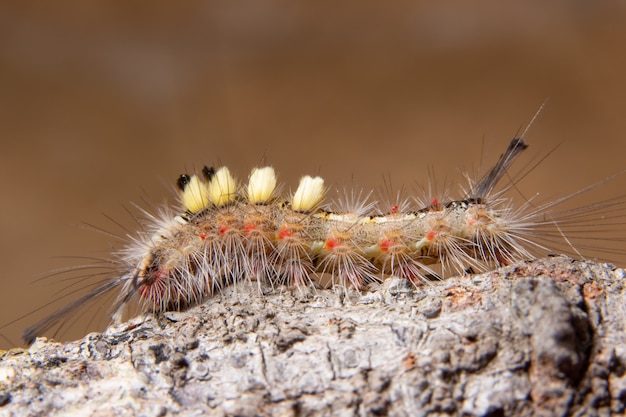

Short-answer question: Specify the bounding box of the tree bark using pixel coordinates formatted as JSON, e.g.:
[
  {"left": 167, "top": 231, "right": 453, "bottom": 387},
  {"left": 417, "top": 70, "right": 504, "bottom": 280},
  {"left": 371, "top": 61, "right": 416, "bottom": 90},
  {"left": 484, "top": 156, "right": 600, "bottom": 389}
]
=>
[{"left": 1, "top": 256, "right": 625, "bottom": 417}]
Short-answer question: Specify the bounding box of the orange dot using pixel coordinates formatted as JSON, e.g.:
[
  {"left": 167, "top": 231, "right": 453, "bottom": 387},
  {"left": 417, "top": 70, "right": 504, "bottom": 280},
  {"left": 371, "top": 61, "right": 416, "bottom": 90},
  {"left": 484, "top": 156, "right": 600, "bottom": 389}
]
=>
[
  {"left": 379, "top": 238, "right": 395, "bottom": 252},
  {"left": 325, "top": 238, "right": 340, "bottom": 250},
  {"left": 244, "top": 223, "right": 257, "bottom": 234},
  {"left": 426, "top": 230, "right": 438, "bottom": 241},
  {"left": 278, "top": 225, "right": 293, "bottom": 239}
]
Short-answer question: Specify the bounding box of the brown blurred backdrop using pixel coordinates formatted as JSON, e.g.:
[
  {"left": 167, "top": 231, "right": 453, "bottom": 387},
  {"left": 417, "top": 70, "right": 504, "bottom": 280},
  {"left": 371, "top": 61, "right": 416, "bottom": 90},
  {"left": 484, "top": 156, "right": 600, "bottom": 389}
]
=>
[{"left": 1, "top": 1, "right": 626, "bottom": 348}]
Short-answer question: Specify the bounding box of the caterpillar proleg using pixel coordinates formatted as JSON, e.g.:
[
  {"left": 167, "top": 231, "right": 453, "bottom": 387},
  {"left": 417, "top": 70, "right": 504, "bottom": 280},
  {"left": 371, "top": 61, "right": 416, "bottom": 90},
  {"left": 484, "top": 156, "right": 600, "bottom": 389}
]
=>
[{"left": 17, "top": 133, "right": 626, "bottom": 345}]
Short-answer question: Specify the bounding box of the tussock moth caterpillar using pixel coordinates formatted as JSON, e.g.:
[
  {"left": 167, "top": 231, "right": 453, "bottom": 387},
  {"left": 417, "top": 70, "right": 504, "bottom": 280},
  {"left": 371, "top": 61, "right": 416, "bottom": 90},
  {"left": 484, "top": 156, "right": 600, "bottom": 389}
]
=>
[{"left": 10, "top": 128, "right": 626, "bottom": 346}]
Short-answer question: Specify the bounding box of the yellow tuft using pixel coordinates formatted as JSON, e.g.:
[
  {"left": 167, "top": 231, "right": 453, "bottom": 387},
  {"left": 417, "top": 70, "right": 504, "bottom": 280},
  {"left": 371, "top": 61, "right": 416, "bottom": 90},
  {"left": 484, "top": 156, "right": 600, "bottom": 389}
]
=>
[
  {"left": 207, "top": 167, "right": 237, "bottom": 207},
  {"left": 247, "top": 166, "right": 277, "bottom": 204},
  {"left": 180, "top": 175, "right": 210, "bottom": 213},
  {"left": 292, "top": 175, "right": 325, "bottom": 212}
]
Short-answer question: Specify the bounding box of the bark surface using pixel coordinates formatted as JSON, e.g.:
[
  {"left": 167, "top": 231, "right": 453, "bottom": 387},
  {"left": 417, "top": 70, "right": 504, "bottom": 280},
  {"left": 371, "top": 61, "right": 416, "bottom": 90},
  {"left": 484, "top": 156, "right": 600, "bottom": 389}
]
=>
[{"left": 1, "top": 256, "right": 625, "bottom": 417}]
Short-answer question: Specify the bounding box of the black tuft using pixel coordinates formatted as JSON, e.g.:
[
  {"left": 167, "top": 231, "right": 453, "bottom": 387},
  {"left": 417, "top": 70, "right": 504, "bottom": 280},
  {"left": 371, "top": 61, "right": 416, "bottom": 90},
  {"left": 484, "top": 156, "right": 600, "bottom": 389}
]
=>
[
  {"left": 177, "top": 174, "right": 191, "bottom": 191},
  {"left": 202, "top": 166, "right": 216, "bottom": 181}
]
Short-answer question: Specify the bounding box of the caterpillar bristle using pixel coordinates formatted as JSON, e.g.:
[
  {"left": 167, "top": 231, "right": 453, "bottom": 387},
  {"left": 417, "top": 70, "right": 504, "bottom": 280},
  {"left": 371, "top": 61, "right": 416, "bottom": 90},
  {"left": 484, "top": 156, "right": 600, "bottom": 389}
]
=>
[
  {"left": 470, "top": 137, "right": 529, "bottom": 199},
  {"left": 315, "top": 215, "right": 380, "bottom": 290},
  {"left": 331, "top": 186, "right": 377, "bottom": 217},
  {"left": 15, "top": 133, "right": 626, "bottom": 345}
]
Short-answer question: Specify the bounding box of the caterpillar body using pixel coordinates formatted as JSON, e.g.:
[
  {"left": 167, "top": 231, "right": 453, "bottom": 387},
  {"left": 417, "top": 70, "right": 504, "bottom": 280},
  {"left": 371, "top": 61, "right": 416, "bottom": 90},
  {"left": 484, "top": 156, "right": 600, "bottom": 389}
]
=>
[{"left": 20, "top": 136, "right": 625, "bottom": 344}]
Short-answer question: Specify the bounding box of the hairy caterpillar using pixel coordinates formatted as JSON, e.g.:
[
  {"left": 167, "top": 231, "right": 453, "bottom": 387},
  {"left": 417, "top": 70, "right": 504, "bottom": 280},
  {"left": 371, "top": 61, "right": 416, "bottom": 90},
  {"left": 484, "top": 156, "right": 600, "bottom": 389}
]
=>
[{"left": 16, "top": 133, "right": 626, "bottom": 345}]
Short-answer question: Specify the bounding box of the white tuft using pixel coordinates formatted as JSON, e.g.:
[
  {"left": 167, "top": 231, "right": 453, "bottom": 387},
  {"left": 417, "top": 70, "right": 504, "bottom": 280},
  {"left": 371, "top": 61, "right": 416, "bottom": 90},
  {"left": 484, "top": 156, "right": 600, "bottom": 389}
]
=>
[
  {"left": 248, "top": 167, "right": 277, "bottom": 204},
  {"left": 180, "top": 175, "right": 210, "bottom": 213},
  {"left": 292, "top": 176, "right": 325, "bottom": 212},
  {"left": 207, "top": 167, "right": 237, "bottom": 207}
]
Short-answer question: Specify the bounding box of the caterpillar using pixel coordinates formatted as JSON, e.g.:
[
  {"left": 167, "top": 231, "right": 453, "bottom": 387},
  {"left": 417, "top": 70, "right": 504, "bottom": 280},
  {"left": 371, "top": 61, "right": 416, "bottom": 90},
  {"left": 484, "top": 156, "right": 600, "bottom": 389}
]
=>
[{"left": 18, "top": 133, "right": 626, "bottom": 345}]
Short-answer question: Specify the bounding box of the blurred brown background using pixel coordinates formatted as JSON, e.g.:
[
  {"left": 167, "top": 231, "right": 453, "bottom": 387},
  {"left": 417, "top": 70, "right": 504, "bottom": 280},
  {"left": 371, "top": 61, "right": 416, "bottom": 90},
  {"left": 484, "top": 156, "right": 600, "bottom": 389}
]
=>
[{"left": 1, "top": 1, "right": 626, "bottom": 348}]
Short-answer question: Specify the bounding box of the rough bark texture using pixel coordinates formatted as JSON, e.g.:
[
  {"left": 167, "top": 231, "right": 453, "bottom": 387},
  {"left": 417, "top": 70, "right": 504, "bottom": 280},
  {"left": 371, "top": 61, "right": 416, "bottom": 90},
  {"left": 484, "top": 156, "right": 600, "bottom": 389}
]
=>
[{"left": 1, "top": 256, "right": 625, "bottom": 417}]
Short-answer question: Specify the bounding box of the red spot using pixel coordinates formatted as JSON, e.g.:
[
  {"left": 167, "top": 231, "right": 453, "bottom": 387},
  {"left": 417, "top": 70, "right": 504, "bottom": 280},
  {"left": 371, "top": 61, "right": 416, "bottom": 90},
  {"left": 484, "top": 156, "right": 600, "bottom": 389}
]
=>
[
  {"left": 278, "top": 225, "right": 293, "bottom": 240},
  {"left": 139, "top": 270, "right": 167, "bottom": 300},
  {"left": 199, "top": 232, "right": 208, "bottom": 240},
  {"left": 467, "top": 219, "right": 476, "bottom": 226},
  {"left": 325, "top": 238, "right": 341, "bottom": 250},
  {"left": 380, "top": 238, "right": 395, "bottom": 252},
  {"left": 391, "top": 205, "right": 399, "bottom": 213},
  {"left": 219, "top": 225, "right": 230, "bottom": 235},
  {"left": 426, "top": 230, "right": 438, "bottom": 241},
  {"left": 431, "top": 198, "right": 439, "bottom": 206},
  {"left": 244, "top": 223, "right": 257, "bottom": 235}
]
